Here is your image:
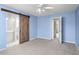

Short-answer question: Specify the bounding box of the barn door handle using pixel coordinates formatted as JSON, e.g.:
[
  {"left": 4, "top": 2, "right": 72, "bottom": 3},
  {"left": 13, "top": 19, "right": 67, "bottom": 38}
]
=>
[{"left": 20, "top": 29, "right": 21, "bottom": 32}]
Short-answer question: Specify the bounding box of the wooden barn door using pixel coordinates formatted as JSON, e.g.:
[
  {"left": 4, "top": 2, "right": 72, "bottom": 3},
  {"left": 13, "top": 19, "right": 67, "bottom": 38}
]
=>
[{"left": 20, "top": 15, "right": 29, "bottom": 44}]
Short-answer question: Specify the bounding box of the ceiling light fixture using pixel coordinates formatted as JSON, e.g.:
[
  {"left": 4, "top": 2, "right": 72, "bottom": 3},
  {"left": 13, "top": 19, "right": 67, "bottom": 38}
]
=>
[
  {"left": 37, "top": 8, "right": 45, "bottom": 14},
  {"left": 36, "top": 4, "right": 54, "bottom": 14}
]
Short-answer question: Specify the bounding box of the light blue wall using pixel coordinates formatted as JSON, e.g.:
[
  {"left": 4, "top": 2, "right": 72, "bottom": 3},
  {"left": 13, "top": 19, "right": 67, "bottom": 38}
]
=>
[
  {"left": 37, "top": 11, "right": 76, "bottom": 43},
  {"left": 29, "top": 16, "right": 37, "bottom": 40},
  {"left": 0, "top": 5, "right": 37, "bottom": 49},
  {"left": 76, "top": 5, "right": 79, "bottom": 47},
  {"left": 0, "top": 11, "right": 6, "bottom": 49},
  {"left": 37, "top": 16, "right": 52, "bottom": 40}
]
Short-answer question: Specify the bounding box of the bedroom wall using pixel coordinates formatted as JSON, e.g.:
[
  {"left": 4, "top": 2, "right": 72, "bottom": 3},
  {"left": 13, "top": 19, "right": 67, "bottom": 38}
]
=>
[
  {"left": 29, "top": 16, "right": 37, "bottom": 40},
  {"left": 0, "top": 11, "right": 6, "bottom": 49},
  {"left": 0, "top": 5, "right": 37, "bottom": 49},
  {"left": 37, "top": 16, "right": 52, "bottom": 40},
  {"left": 75, "top": 5, "right": 79, "bottom": 47},
  {"left": 37, "top": 11, "right": 76, "bottom": 43}
]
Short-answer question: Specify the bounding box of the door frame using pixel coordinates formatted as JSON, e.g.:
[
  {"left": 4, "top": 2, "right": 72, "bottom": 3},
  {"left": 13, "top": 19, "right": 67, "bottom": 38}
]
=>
[{"left": 51, "top": 16, "right": 62, "bottom": 44}]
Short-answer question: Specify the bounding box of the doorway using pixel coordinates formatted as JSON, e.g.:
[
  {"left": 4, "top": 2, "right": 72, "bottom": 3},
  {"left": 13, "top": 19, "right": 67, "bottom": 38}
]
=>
[
  {"left": 20, "top": 15, "right": 29, "bottom": 44},
  {"left": 5, "top": 12, "right": 20, "bottom": 47},
  {"left": 51, "top": 17, "right": 62, "bottom": 43}
]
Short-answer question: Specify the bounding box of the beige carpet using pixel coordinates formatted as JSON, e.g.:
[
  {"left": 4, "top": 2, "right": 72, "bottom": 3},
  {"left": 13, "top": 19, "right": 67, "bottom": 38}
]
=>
[{"left": 0, "top": 38, "right": 79, "bottom": 55}]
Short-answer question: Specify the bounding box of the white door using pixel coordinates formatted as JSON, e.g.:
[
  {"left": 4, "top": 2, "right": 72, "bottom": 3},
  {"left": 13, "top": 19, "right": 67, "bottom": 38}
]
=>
[{"left": 52, "top": 17, "right": 62, "bottom": 44}]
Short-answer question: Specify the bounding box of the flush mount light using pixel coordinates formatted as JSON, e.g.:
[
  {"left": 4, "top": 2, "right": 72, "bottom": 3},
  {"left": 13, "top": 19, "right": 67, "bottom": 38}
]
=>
[{"left": 36, "top": 4, "right": 54, "bottom": 14}]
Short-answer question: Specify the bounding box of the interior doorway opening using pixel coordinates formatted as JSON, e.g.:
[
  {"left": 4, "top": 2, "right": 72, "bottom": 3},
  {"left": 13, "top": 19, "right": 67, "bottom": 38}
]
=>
[
  {"left": 54, "top": 19, "right": 60, "bottom": 40},
  {"left": 5, "top": 12, "right": 20, "bottom": 47},
  {"left": 51, "top": 17, "right": 62, "bottom": 44}
]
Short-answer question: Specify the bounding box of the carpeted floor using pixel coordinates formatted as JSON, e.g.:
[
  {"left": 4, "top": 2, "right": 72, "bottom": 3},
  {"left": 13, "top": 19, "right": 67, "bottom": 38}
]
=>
[{"left": 0, "top": 38, "right": 79, "bottom": 55}]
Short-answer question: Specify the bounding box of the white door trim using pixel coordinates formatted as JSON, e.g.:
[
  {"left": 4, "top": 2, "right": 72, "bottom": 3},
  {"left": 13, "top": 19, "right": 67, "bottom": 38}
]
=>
[
  {"left": 59, "top": 16, "right": 62, "bottom": 44},
  {"left": 51, "top": 19, "right": 54, "bottom": 40}
]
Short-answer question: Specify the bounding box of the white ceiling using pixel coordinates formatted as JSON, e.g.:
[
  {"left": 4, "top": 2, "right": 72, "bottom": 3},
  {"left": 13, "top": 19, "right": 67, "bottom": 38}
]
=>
[{"left": 4, "top": 4, "right": 78, "bottom": 16}]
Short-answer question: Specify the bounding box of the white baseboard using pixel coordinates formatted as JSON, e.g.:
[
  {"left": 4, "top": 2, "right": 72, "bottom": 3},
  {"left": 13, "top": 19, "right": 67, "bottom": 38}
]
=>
[
  {"left": 64, "top": 40, "right": 75, "bottom": 44},
  {"left": 37, "top": 37, "right": 51, "bottom": 40}
]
